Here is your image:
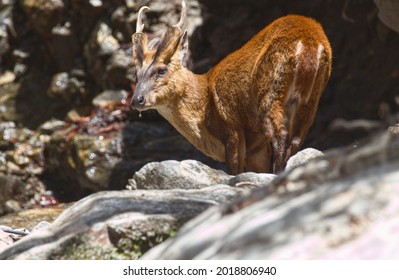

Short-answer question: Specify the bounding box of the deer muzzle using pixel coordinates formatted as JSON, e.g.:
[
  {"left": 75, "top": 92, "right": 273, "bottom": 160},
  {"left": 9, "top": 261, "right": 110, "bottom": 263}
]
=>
[{"left": 131, "top": 83, "right": 147, "bottom": 110}]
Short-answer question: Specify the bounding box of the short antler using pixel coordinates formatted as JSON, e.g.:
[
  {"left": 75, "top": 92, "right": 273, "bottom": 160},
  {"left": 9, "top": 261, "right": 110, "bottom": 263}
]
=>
[
  {"left": 132, "top": 6, "right": 150, "bottom": 67},
  {"left": 136, "top": 6, "right": 150, "bottom": 33},
  {"left": 173, "top": 1, "right": 187, "bottom": 29}
]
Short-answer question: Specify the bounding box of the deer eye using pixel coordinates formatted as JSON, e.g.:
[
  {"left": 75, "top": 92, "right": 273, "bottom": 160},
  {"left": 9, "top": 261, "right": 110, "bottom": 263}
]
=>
[{"left": 156, "top": 67, "right": 168, "bottom": 77}]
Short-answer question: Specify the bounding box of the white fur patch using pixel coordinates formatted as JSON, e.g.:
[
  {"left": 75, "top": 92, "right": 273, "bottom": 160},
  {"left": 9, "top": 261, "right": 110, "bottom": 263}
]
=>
[
  {"left": 295, "top": 40, "right": 303, "bottom": 57},
  {"left": 306, "top": 44, "right": 324, "bottom": 102},
  {"left": 287, "top": 41, "right": 302, "bottom": 105},
  {"left": 317, "top": 44, "right": 324, "bottom": 62},
  {"left": 292, "top": 40, "right": 303, "bottom": 90}
]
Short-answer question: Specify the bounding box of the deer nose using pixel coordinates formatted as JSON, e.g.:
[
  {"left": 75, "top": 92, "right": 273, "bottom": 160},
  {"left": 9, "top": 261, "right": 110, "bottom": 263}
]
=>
[
  {"left": 137, "top": 95, "right": 146, "bottom": 105},
  {"left": 131, "top": 94, "right": 146, "bottom": 108}
]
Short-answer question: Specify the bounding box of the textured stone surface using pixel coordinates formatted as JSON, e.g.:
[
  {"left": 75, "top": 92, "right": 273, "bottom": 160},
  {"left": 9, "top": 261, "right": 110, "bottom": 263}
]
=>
[
  {"left": 285, "top": 148, "right": 324, "bottom": 170},
  {"left": 127, "top": 160, "right": 231, "bottom": 190},
  {"left": 0, "top": 228, "right": 13, "bottom": 249},
  {"left": 141, "top": 132, "right": 399, "bottom": 259},
  {"left": 0, "top": 186, "right": 250, "bottom": 259},
  {"left": 1, "top": 133, "right": 399, "bottom": 259}
]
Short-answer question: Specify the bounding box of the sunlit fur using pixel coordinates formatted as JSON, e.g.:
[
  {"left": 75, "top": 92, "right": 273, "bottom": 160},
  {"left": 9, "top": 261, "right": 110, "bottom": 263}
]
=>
[{"left": 132, "top": 7, "right": 332, "bottom": 175}]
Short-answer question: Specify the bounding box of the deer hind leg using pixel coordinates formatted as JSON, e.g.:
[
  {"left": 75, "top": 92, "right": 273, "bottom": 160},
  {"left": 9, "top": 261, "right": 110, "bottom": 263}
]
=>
[
  {"left": 285, "top": 47, "right": 330, "bottom": 163},
  {"left": 283, "top": 93, "right": 302, "bottom": 163},
  {"left": 254, "top": 49, "right": 295, "bottom": 173},
  {"left": 225, "top": 128, "right": 246, "bottom": 175},
  {"left": 260, "top": 103, "right": 289, "bottom": 173}
]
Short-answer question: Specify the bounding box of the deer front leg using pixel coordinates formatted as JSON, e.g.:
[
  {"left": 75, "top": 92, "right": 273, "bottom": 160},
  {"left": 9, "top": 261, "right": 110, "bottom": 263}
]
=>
[{"left": 225, "top": 128, "right": 246, "bottom": 175}]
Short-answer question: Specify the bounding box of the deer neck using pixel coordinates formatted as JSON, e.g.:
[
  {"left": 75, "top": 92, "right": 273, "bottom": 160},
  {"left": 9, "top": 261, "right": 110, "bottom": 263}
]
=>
[
  {"left": 157, "top": 70, "right": 209, "bottom": 137},
  {"left": 157, "top": 69, "right": 225, "bottom": 161}
]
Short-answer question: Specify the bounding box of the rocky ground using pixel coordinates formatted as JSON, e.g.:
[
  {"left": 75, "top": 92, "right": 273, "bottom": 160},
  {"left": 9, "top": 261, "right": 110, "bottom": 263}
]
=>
[
  {"left": 1, "top": 0, "right": 399, "bottom": 259},
  {"left": 1, "top": 132, "right": 399, "bottom": 259}
]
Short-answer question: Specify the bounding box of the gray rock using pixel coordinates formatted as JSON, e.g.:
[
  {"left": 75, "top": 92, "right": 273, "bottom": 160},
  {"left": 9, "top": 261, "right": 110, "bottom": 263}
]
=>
[
  {"left": 285, "top": 148, "right": 324, "bottom": 170},
  {"left": 84, "top": 22, "right": 120, "bottom": 88},
  {"left": 0, "top": 21, "right": 10, "bottom": 57},
  {"left": 0, "top": 228, "right": 13, "bottom": 249},
  {"left": 388, "top": 124, "right": 399, "bottom": 135},
  {"left": 92, "top": 89, "right": 128, "bottom": 108},
  {"left": 0, "top": 71, "right": 14, "bottom": 85},
  {"left": 104, "top": 50, "right": 134, "bottom": 87},
  {"left": 48, "top": 72, "right": 86, "bottom": 102},
  {"left": 127, "top": 160, "right": 232, "bottom": 190},
  {"left": 0, "top": 225, "right": 29, "bottom": 242},
  {"left": 4, "top": 200, "right": 21, "bottom": 213},
  {"left": 31, "top": 221, "right": 51, "bottom": 233},
  {"left": 0, "top": 0, "right": 15, "bottom": 6},
  {"left": 0, "top": 185, "right": 249, "bottom": 259},
  {"left": 85, "top": 22, "right": 119, "bottom": 58},
  {"left": 38, "top": 119, "right": 66, "bottom": 135},
  {"left": 142, "top": 132, "right": 399, "bottom": 260},
  {"left": 88, "top": 0, "right": 102, "bottom": 8},
  {"left": 228, "top": 172, "right": 276, "bottom": 188}
]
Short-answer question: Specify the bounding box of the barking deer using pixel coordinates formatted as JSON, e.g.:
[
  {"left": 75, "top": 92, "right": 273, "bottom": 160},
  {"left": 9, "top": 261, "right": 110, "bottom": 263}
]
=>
[{"left": 131, "top": 1, "right": 332, "bottom": 174}]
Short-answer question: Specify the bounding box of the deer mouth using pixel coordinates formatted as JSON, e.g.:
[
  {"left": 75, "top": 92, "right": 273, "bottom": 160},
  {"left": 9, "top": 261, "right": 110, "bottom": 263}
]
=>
[{"left": 130, "top": 97, "right": 155, "bottom": 112}]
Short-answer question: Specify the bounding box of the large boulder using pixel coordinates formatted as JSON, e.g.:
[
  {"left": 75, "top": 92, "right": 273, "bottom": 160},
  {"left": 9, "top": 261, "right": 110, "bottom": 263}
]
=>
[{"left": 127, "top": 160, "right": 232, "bottom": 190}]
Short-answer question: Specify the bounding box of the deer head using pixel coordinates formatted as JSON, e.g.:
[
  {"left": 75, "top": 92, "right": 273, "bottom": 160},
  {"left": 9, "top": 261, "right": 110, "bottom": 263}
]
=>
[{"left": 131, "top": 1, "right": 189, "bottom": 111}]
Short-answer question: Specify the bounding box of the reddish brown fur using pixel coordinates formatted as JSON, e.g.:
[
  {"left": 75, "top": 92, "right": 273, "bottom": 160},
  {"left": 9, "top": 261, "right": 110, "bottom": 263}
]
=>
[{"left": 131, "top": 4, "right": 332, "bottom": 175}]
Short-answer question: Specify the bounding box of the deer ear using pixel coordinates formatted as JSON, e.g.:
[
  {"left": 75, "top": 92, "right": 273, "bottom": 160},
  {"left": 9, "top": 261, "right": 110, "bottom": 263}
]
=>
[
  {"left": 147, "top": 37, "right": 161, "bottom": 50},
  {"left": 154, "top": 28, "right": 187, "bottom": 66},
  {"left": 179, "top": 30, "right": 189, "bottom": 67}
]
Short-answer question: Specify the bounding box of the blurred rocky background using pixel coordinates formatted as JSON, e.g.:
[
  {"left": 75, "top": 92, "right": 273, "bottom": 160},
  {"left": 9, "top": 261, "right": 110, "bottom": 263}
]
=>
[{"left": 0, "top": 0, "right": 399, "bottom": 250}]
